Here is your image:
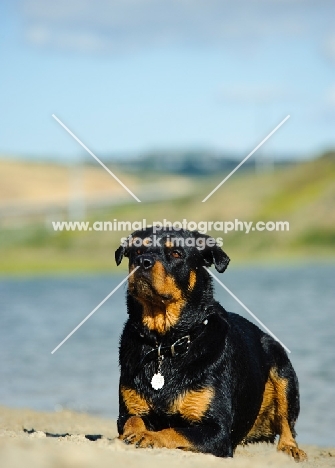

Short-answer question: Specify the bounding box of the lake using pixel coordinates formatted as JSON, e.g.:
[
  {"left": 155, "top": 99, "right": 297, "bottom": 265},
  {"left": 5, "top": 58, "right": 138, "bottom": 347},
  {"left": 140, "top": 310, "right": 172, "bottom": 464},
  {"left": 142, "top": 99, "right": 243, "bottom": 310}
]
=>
[{"left": 0, "top": 264, "right": 334, "bottom": 446}]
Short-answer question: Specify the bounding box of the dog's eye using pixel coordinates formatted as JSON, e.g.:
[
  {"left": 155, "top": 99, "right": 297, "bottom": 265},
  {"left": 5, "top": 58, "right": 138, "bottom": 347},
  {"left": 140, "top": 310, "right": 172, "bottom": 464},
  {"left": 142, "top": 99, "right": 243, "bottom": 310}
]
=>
[
  {"left": 135, "top": 249, "right": 141, "bottom": 255},
  {"left": 171, "top": 250, "right": 181, "bottom": 259}
]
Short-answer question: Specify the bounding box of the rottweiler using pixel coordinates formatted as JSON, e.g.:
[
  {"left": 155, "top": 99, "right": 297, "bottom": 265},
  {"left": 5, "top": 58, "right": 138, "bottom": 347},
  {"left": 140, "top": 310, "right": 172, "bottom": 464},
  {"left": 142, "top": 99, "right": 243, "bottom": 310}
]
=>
[{"left": 115, "top": 227, "right": 307, "bottom": 461}]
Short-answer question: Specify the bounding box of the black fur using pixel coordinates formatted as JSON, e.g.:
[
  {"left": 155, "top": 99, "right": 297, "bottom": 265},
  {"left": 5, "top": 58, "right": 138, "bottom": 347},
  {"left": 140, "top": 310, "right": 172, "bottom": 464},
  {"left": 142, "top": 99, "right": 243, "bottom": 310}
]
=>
[{"left": 115, "top": 227, "right": 304, "bottom": 459}]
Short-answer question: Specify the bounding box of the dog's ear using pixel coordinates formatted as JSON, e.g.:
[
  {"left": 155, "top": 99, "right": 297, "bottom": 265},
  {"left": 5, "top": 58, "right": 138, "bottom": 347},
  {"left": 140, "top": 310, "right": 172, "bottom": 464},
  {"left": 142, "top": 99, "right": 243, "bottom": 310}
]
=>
[
  {"left": 115, "top": 241, "right": 129, "bottom": 266},
  {"left": 115, "top": 245, "right": 125, "bottom": 266},
  {"left": 209, "top": 244, "right": 230, "bottom": 273},
  {"left": 195, "top": 233, "right": 230, "bottom": 273}
]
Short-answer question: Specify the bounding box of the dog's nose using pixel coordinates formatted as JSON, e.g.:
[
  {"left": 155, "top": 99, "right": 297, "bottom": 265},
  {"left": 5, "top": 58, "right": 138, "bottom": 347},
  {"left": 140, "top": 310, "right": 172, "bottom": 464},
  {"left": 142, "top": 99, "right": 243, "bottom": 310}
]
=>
[{"left": 135, "top": 254, "right": 155, "bottom": 270}]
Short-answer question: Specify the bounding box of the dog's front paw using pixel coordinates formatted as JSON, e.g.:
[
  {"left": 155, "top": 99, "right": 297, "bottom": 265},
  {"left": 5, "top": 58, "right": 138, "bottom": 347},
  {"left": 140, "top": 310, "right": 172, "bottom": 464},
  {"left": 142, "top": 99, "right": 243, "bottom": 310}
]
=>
[
  {"left": 120, "top": 430, "right": 163, "bottom": 448},
  {"left": 134, "top": 431, "right": 164, "bottom": 449},
  {"left": 119, "top": 431, "right": 137, "bottom": 445},
  {"left": 118, "top": 416, "right": 150, "bottom": 447},
  {"left": 119, "top": 415, "right": 147, "bottom": 444}
]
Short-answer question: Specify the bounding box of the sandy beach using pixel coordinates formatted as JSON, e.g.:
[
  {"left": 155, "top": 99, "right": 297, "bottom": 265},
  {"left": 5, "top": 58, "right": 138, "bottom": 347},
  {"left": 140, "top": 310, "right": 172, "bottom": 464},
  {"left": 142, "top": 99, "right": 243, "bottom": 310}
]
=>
[{"left": 0, "top": 406, "right": 334, "bottom": 468}]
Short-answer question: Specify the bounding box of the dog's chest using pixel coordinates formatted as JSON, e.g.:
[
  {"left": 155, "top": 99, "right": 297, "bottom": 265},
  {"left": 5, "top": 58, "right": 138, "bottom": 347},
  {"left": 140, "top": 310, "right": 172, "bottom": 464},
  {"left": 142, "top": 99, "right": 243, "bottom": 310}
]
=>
[
  {"left": 137, "top": 364, "right": 214, "bottom": 424},
  {"left": 133, "top": 355, "right": 212, "bottom": 418},
  {"left": 140, "top": 354, "right": 183, "bottom": 393}
]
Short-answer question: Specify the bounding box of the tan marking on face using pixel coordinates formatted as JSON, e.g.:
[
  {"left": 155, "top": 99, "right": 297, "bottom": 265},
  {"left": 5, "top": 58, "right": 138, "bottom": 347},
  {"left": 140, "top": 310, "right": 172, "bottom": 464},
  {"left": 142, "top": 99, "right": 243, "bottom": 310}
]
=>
[
  {"left": 245, "top": 368, "right": 307, "bottom": 462},
  {"left": 121, "top": 387, "right": 150, "bottom": 416},
  {"left": 188, "top": 270, "right": 196, "bottom": 291},
  {"left": 128, "top": 264, "right": 136, "bottom": 289},
  {"left": 142, "top": 237, "right": 151, "bottom": 246},
  {"left": 168, "top": 388, "right": 214, "bottom": 422},
  {"left": 138, "top": 260, "right": 185, "bottom": 334},
  {"left": 165, "top": 240, "right": 173, "bottom": 248},
  {"left": 150, "top": 261, "right": 183, "bottom": 300},
  {"left": 119, "top": 416, "right": 194, "bottom": 451}
]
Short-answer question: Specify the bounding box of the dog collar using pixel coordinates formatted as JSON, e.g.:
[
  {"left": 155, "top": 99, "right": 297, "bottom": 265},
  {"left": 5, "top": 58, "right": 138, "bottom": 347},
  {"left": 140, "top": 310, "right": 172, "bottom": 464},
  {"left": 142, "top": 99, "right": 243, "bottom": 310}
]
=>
[
  {"left": 133, "top": 307, "right": 216, "bottom": 369},
  {"left": 140, "top": 314, "right": 213, "bottom": 390},
  {"left": 130, "top": 304, "right": 225, "bottom": 389},
  {"left": 150, "top": 336, "right": 193, "bottom": 390},
  {"left": 146, "top": 333, "right": 192, "bottom": 360}
]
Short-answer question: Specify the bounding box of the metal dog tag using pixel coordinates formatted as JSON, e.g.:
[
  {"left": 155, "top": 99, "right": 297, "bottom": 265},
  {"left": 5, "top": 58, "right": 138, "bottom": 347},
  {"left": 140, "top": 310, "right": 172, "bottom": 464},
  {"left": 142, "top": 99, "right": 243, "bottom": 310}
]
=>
[
  {"left": 151, "top": 372, "right": 164, "bottom": 390},
  {"left": 151, "top": 345, "right": 164, "bottom": 390}
]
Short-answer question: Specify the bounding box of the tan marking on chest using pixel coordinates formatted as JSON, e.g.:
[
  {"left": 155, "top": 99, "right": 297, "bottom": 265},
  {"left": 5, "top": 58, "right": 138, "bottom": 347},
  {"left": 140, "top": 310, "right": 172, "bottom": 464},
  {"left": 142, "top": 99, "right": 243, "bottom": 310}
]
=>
[
  {"left": 121, "top": 387, "right": 150, "bottom": 416},
  {"left": 169, "top": 388, "right": 214, "bottom": 422},
  {"left": 141, "top": 302, "right": 184, "bottom": 334}
]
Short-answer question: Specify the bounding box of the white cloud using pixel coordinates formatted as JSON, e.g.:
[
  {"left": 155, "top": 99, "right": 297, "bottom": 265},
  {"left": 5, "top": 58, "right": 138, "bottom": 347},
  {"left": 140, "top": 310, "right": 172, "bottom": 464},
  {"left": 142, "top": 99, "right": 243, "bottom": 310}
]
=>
[
  {"left": 25, "top": 25, "right": 51, "bottom": 46},
  {"left": 20, "top": 0, "right": 329, "bottom": 54},
  {"left": 26, "top": 26, "right": 111, "bottom": 52}
]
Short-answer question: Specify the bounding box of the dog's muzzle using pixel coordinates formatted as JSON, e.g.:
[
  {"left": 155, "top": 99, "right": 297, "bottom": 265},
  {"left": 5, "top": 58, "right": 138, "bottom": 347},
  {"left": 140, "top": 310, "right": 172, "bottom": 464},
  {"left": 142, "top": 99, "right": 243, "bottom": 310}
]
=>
[{"left": 135, "top": 254, "right": 155, "bottom": 270}]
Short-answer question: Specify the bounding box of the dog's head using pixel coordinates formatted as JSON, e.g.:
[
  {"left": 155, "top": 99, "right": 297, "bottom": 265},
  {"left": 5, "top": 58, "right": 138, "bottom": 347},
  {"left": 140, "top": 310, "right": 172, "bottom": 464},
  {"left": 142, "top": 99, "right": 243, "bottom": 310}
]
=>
[{"left": 115, "top": 227, "right": 229, "bottom": 311}]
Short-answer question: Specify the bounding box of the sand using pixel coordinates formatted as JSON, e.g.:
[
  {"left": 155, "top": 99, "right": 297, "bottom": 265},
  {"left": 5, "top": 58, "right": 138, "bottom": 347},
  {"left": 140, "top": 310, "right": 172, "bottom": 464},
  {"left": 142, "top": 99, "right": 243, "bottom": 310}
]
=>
[{"left": 0, "top": 407, "right": 334, "bottom": 468}]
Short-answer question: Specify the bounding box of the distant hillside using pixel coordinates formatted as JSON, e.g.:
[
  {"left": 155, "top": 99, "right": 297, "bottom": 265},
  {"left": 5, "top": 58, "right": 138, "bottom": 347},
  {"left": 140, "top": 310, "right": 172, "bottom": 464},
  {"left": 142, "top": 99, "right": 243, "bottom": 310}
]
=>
[
  {"left": 0, "top": 154, "right": 334, "bottom": 274},
  {"left": 108, "top": 149, "right": 294, "bottom": 176}
]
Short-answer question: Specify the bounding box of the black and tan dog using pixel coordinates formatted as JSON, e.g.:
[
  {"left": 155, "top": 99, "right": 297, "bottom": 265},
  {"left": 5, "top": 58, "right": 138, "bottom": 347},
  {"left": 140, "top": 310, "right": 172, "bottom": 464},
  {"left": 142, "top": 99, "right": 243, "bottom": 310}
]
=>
[{"left": 115, "top": 227, "right": 307, "bottom": 461}]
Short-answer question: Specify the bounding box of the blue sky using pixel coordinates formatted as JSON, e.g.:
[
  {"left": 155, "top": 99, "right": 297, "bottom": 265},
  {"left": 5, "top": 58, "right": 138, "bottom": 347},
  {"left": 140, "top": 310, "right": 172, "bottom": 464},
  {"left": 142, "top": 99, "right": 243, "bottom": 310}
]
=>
[{"left": 1, "top": 0, "right": 335, "bottom": 160}]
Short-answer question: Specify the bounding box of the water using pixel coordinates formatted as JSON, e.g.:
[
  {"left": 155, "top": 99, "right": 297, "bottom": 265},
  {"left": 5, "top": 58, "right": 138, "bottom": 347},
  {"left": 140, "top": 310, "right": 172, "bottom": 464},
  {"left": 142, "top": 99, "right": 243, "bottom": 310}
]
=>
[{"left": 0, "top": 265, "right": 334, "bottom": 446}]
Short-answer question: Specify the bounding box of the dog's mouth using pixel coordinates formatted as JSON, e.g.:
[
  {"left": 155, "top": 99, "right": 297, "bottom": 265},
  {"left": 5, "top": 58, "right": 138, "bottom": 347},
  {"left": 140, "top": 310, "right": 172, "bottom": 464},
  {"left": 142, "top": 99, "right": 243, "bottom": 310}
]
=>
[{"left": 129, "top": 272, "right": 173, "bottom": 303}]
